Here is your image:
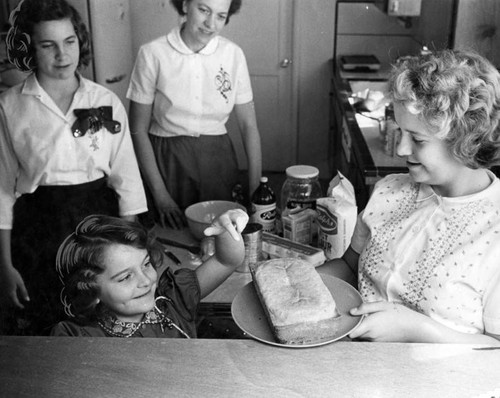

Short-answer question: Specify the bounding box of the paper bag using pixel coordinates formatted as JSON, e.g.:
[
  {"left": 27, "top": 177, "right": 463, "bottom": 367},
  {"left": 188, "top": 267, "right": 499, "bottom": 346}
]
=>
[{"left": 316, "top": 172, "right": 357, "bottom": 259}]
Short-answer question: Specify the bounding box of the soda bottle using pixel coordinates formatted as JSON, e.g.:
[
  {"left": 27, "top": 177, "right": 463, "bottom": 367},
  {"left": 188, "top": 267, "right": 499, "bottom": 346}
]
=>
[{"left": 251, "top": 176, "right": 277, "bottom": 233}]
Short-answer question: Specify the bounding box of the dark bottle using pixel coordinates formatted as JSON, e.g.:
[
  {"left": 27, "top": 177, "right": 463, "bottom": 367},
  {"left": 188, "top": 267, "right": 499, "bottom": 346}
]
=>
[
  {"left": 251, "top": 176, "right": 277, "bottom": 233},
  {"left": 231, "top": 183, "right": 246, "bottom": 206}
]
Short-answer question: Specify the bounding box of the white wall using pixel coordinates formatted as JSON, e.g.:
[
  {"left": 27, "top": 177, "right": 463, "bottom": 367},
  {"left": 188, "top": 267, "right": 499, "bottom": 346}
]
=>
[{"left": 129, "top": 0, "right": 179, "bottom": 56}]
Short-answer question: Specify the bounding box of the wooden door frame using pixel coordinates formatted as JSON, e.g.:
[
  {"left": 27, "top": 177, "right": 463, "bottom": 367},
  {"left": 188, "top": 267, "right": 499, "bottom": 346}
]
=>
[{"left": 290, "top": 0, "right": 300, "bottom": 164}]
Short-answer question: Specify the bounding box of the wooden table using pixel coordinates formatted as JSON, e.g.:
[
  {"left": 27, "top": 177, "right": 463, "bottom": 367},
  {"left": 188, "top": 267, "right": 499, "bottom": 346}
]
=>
[{"left": 1, "top": 336, "right": 499, "bottom": 398}]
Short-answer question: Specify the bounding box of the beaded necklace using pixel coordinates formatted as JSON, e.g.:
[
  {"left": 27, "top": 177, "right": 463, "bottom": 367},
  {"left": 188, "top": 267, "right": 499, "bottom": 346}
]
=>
[{"left": 97, "top": 296, "right": 191, "bottom": 338}]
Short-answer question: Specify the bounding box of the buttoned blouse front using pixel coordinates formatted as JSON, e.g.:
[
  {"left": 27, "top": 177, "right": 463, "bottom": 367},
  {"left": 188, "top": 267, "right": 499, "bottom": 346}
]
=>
[
  {"left": 126, "top": 26, "right": 253, "bottom": 137},
  {"left": 351, "top": 173, "right": 500, "bottom": 335},
  {"left": 0, "top": 74, "right": 148, "bottom": 229}
]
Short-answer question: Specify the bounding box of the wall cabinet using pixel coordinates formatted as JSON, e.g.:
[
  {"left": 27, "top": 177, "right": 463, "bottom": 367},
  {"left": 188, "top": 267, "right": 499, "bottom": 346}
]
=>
[
  {"left": 67, "top": 0, "right": 133, "bottom": 109},
  {"left": 453, "top": 0, "right": 500, "bottom": 69}
]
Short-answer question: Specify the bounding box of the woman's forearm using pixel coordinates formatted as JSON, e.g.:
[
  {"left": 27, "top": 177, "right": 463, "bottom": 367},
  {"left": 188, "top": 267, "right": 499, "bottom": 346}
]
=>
[
  {"left": 0, "top": 229, "right": 13, "bottom": 270},
  {"left": 246, "top": 132, "right": 262, "bottom": 196},
  {"left": 234, "top": 102, "right": 262, "bottom": 196},
  {"left": 316, "top": 258, "right": 357, "bottom": 287},
  {"left": 415, "top": 314, "right": 500, "bottom": 345},
  {"left": 317, "top": 246, "right": 359, "bottom": 287},
  {"left": 131, "top": 132, "right": 170, "bottom": 199},
  {"left": 129, "top": 102, "right": 170, "bottom": 201}
]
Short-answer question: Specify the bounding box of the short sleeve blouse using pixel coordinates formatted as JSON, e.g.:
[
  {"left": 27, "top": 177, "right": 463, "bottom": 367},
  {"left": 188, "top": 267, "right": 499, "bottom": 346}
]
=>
[
  {"left": 0, "top": 74, "right": 147, "bottom": 228},
  {"left": 351, "top": 173, "right": 500, "bottom": 335},
  {"left": 126, "top": 26, "right": 253, "bottom": 138}
]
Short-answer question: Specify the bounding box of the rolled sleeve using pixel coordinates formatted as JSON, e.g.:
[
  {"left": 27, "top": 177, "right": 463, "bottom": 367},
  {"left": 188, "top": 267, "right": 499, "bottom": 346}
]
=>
[
  {"left": 127, "top": 45, "right": 157, "bottom": 105},
  {"left": 107, "top": 98, "right": 148, "bottom": 216},
  {"left": 234, "top": 48, "right": 253, "bottom": 105},
  {"left": 0, "top": 105, "right": 19, "bottom": 229}
]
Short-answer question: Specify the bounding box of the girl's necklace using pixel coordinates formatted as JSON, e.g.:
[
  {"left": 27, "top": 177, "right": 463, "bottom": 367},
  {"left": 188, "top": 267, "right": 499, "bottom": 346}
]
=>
[{"left": 97, "top": 296, "right": 191, "bottom": 338}]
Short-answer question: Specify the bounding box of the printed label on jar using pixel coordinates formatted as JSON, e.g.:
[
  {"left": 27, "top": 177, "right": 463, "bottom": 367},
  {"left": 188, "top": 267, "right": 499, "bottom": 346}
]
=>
[
  {"left": 286, "top": 200, "right": 316, "bottom": 211},
  {"left": 251, "top": 203, "right": 276, "bottom": 233}
]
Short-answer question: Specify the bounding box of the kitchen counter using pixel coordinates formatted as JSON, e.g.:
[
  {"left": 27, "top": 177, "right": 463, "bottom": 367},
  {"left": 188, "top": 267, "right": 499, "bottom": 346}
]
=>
[{"left": 1, "top": 336, "right": 499, "bottom": 398}]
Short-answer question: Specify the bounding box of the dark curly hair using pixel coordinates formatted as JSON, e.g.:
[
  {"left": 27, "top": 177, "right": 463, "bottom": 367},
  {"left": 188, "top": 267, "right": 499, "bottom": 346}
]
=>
[
  {"left": 389, "top": 49, "right": 500, "bottom": 169},
  {"left": 6, "top": 0, "right": 91, "bottom": 72},
  {"left": 170, "top": 0, "right": 242, "bottom": 24},
  {"left": 56, "top": 215, "right": 164, "bottom": 319}
]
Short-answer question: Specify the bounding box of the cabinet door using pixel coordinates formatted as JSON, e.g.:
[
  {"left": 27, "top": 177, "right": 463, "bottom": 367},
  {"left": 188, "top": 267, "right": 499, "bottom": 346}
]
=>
[
  {"left": 454, "top": 0, "right": 500, "bottom": 68},
  {"left": 88, "top": 0, "right": 133, "bottom": 109},
  {"left": 65, "top": 0, "right": 94, "bottom": 81},
  {"left": 223, "top": 0, "right": 295, "bottom": 172}
]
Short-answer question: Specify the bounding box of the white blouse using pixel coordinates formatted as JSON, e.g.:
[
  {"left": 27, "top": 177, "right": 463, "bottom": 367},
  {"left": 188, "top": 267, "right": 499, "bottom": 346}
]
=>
[
  {"left": 0, "top": 74, "right": 148, "bottom": 229},
  {"left": 351, "top": 173, "right": 500, "bottom": 335},
  {"left": 126, "top": 26, "right": 253, "bottom": 138}
]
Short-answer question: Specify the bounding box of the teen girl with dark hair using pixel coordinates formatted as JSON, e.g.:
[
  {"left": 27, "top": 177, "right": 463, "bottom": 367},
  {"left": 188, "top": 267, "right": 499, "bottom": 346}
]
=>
[{"left": 0, "top": 0, "right": 147, "bottom": 335}]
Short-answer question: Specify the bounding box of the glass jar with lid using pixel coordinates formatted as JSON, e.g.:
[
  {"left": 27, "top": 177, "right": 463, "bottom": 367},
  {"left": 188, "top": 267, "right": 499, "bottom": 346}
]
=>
[
  {"left": 280, "top": 165, "right": 323, "bottom": 213},
  {"left": 280, "top": 165, "right": 323, "bottom": 244}
]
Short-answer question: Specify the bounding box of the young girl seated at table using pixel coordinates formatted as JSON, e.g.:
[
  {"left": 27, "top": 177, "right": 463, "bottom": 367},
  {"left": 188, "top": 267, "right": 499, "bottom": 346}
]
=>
[
  {"left": 319, "top": 49, "right": 500, "bottom": 345},
  {"left": 51, "top": 209, "right": 248, "bottom": 337}
]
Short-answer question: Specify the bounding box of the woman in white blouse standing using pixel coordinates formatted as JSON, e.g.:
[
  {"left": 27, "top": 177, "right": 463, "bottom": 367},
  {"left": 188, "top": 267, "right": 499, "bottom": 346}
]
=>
[
  {"left": 127, "top": 0, "right": 262, "bottom": 229},
  {"left": 0, "top": 0, "right": 147, "bottom": 335}
]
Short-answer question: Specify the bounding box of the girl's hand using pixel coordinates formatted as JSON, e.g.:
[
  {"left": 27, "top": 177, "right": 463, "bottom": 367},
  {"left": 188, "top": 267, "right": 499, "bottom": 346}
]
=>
[
  {"left": 204, "top": 209, "right": 248, "bottom": 240},
  {"left": 154, "top": 196, "right": 186, "bottom": 230},
  {"left": 204, "top": 209, "right": 248, "bottom": 267},
  {"left": 348, "top": 301, "right": 428, "bottom": 342},
  {"left": 0, "top": 265, "right": 29, "bottom": 309}
]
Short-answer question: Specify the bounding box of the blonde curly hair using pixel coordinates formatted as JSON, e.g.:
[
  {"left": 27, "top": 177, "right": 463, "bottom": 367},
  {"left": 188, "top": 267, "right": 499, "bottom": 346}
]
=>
[{"left": 389, "top": 49, "right": 500, "bottom": 169}]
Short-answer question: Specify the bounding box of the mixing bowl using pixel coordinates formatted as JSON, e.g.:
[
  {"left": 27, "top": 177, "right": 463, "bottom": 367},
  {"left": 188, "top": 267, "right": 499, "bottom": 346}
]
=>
[{"left": 185, "top": 200, "right": 247, "bottom": 240}]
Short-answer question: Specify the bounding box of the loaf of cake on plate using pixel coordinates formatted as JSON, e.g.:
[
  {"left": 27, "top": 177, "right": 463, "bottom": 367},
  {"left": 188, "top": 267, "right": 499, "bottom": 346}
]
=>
[{"left": 251, "top": 258, "right": 340, "bottom": 344}]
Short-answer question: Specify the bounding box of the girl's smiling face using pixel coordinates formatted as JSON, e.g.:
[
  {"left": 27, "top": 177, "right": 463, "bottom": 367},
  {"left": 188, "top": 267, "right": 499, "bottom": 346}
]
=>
[
  {"left": 181, "top": 0, "right": 231, "bottom": 52},
  {"left": 32, "top": 18, "right": 79, "bottom": 82},
  {"left": 97, "top": 244, "right": 158, "bottom": 323},
  {"left": 394, "top": 102, "right": 468, "bottom": 197}
]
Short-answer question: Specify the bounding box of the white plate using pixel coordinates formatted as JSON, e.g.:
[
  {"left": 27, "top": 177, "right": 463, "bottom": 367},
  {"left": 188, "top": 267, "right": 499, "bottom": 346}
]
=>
[{"left": 231, "top": 274, "right": 363, "bottom": 348}]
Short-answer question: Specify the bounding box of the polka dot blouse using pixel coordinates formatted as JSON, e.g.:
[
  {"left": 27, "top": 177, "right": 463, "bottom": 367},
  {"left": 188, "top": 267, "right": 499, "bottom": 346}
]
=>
[{"left": 351, "top": 173, "right": 500, "bottom": 335}]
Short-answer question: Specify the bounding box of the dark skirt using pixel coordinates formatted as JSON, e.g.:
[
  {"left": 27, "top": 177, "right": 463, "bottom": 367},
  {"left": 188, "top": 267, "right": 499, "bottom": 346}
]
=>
[
  {"left": 0, "top": 178, "right": 119, "bottom": 335},
  {"left": 149, "top": 134, "right": 240, "bottom": 210}
]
